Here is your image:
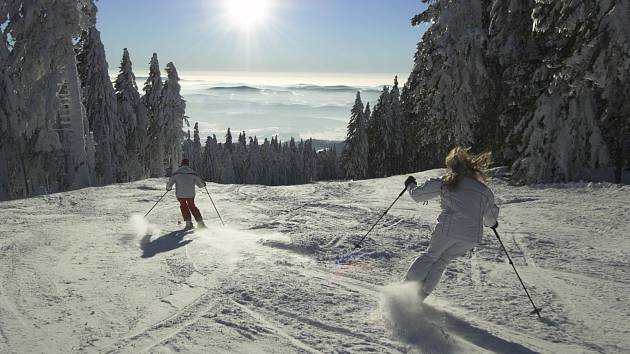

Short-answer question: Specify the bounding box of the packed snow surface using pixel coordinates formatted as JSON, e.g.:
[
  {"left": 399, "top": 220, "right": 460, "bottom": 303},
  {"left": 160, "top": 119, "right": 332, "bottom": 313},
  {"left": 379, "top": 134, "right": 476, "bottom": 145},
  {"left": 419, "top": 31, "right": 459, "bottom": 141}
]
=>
[{"left": 0, "top": 169, "right": 629, "bottom": 353}]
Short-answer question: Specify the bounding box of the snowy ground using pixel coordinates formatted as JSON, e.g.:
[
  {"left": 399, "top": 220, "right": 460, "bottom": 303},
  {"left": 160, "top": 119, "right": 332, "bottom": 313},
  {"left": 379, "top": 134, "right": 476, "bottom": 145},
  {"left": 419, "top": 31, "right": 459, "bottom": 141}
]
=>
[{"left": 0, "top": 170, "right": 629, "bottom": 353}]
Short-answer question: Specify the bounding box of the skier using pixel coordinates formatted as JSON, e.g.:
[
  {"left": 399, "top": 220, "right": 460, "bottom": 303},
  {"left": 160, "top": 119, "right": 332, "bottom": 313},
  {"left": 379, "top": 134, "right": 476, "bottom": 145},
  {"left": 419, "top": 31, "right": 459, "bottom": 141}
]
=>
[
  {"left": 403, "top": 147, "right": 499, "bottom": 299},
  {"left": 166, "top": 158, "right": 207, "bottom": 230}
]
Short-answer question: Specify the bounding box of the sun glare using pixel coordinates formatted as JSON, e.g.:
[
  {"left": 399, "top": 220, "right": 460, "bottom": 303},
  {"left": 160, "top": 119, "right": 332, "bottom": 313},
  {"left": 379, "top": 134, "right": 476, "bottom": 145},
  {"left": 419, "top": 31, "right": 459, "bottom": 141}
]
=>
[{"left": 224, "top": 0, "right": 271, "bottom": 30}]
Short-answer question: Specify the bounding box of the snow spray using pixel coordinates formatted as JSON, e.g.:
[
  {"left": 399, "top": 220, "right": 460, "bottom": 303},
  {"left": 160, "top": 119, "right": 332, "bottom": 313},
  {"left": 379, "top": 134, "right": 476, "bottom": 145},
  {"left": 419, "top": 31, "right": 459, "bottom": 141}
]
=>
[
  {"left": 129, "top": 213, "right": 161, "bottom": 248},
  {"left": 189, "top": 225, "right": 291, "bottom": 269},
  {"left": 380, "top": 282, "right": 458, "bottom": 353}
]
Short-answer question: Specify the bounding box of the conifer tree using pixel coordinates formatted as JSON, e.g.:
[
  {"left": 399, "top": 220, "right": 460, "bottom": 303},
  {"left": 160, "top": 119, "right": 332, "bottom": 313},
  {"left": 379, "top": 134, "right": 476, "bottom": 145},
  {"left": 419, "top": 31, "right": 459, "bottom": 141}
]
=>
[
  {"left": 77, "top": 27, "right": 124, "bottom": 184},
  {"left": 201, "top": 135, "right": 221, "bottom": 182},
  {"left": 143, "top": 53, "right": 164, "bottom": 177},
  {"left": 303, "top": 138, "right": 316, "bottom": 183},
  {"left": 233, "top": 131, "right": 248, "bottom": 183},
  {"left": 4, "top": 0, "right": 97, "bottom": 195},
  {"left": 486, "top": 0, "right": 539, "bottom": 164},
  {"left": 192, "top": 122, "right": 202, "bottom": 171},
  {"left": 404, "top": 0, "right": 491, "bottom": 170},
  {"left": 160, "top": 62, "right": 187, "bottom": 175},
  {"left": 368, "top": 87, "right": 391, "bottom": 178},
  {"left": 511, "top": 0, "right": 624, "bottom": 182},
  {"left": 0, "top": 23, "right": 22, "bottom": 199},
  {"left": 342, "top": 92, "right": 368, "bottom": 180},
  {"left": 260, "top": 138, "right": 272, "bottom": 185},
  {"left": 389, "top": 76, "right": 404, "bottom": 174},
  {"left": 225, "top": 128, "right": 233, "bottom": 153},
  {"left": 220, "top": 149, "right": 236, "bottom": 183},
  {"left": 182, "top": 130, "right": 193, "bottom": 162},
  {"left": 246, "top": 136, "right": 262, "bottom": 184},
  {"left": 115, "top": 48, "right": 148, "bottom": 181}
]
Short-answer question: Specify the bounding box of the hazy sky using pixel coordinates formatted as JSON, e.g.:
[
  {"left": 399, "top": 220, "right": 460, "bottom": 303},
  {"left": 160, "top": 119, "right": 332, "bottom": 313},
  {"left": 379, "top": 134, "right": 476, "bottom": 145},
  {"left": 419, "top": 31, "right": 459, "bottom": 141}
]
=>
[{"left": 96, "top": 0, "right": 428, "bottom": 74}]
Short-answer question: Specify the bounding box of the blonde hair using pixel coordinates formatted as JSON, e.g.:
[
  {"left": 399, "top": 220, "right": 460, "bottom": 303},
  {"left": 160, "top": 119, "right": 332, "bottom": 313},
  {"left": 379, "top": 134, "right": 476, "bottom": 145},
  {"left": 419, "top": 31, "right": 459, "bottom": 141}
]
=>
[{"left": 443, "top": 147, "right": 492, "bottom": 191}]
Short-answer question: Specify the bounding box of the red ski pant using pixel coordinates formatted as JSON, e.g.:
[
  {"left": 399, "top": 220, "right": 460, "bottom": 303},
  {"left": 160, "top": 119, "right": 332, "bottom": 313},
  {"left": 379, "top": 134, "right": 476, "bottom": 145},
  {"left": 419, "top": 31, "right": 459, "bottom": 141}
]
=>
[{"left": 177, "top": 198, "right": 203, "bottom": 222}]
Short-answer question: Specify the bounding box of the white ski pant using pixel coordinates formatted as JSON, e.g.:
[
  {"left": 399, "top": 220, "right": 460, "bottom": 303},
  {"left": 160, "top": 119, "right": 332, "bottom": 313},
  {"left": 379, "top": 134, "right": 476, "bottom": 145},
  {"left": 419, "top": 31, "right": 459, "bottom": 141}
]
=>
[{"left": 404, "top": 233, "right": 476, "bottom": 295}]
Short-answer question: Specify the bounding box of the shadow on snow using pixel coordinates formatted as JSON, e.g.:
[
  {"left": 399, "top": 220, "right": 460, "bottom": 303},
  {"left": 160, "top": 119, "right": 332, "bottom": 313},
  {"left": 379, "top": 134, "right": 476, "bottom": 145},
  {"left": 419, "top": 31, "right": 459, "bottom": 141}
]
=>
[
  {"left": 422, "top": 304, "right": 540, "bottom": 354},
  {"left": 140, "top": 230, "right": 193, "bottom": 258}
]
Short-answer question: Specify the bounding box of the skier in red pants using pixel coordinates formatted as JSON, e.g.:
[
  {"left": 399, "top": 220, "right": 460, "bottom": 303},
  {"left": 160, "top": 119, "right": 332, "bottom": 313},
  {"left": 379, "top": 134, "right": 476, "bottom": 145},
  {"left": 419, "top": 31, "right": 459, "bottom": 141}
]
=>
[{"left": 166, "top": 159, "right": 206, "bottom": 230}]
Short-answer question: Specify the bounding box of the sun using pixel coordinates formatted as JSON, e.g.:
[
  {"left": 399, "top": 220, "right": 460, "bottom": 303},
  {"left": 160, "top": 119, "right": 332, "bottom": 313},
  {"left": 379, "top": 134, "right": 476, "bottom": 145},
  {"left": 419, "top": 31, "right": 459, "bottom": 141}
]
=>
[{"left": 224, "top": 0, "right": 272, "bottom": 30}]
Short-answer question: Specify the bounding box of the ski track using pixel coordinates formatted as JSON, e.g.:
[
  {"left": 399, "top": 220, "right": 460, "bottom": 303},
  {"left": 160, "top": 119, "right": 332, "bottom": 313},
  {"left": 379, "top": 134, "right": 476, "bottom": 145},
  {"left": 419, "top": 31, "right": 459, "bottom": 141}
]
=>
[
  {"left": 506, "top": 231, "right": 622, "bottom": 353},
  {"left": 230, "top": 299, "right": 325, "bottom": 354},
  {"left": 1, "top": 173, "right": 629, "bottom": 353},
  {"left": 103, "top": 291, "right": 218, "bottom": 353}
]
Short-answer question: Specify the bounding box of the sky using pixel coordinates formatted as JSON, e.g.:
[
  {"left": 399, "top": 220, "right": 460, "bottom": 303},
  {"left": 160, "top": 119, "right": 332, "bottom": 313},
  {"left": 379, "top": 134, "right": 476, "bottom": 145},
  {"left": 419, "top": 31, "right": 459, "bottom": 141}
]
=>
[{"left": 96, "top": 0, "right": 428, "bottom": 75}]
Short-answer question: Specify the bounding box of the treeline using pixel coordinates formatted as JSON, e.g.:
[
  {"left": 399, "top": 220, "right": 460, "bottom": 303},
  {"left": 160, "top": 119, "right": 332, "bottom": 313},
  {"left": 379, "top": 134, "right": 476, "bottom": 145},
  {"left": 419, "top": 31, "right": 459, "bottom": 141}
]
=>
[
  {"left": 343, "top": 1, "right": 630, "bottom": 184},
  {"left": 183, "top": 125, "right": 341, "bottom": 185},
  {"left": 341, "top": 78, "right": 405, "bottom": 180},
  {"left": 0, "top": 0, "right": 187, "bottom": 200}
]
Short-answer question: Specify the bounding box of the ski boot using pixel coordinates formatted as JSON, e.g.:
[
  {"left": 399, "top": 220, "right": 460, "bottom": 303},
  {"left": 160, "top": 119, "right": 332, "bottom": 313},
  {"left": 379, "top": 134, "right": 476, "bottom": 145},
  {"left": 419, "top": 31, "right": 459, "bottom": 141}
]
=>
[
  {"left": 196, "top": 220, "right": 207, "bottom": 229},
  {"left": 183, "top": 220, "right": 194, "bottom": 231}
]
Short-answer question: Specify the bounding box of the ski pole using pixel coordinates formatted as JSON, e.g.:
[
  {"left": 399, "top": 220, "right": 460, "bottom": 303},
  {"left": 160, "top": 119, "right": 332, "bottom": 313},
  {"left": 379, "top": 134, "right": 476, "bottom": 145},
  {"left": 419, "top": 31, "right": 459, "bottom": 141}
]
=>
[
  {"left": 144, "top": 190, "right": 170, "bottom": 218},
  {"left": 354, "top": 187, "right": 407, "bottom": 249},
  {"left": 492, "top": 227, "right": 542, "bottom": 320},
  {"left": 204, "top": 185, "right": 225, "bottom": 226}
]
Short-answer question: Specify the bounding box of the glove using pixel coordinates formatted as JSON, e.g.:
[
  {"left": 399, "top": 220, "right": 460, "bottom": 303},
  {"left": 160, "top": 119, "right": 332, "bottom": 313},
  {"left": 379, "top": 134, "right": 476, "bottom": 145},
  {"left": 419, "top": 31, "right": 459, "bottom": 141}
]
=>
[
  {"left": 404, "top": 176, "right": 417, "bottom": 188},
  {"left": 491, "top": 221, "right": 498, "bottom": 229},
  {"left": 203, "top": 182, "right": 207, "bottom": 187}
]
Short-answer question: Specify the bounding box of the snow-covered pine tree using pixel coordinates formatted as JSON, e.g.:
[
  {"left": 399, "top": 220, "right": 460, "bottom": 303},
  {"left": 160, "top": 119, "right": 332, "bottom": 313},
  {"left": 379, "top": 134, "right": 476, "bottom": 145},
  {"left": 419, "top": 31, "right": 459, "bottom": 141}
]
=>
[
  {"left": 401, "top": 0, "right": 629, "bottom": 183},
  {"left": 218, "top": 129, "right": 236, "bottom": 183},
  {"left": 389, "top": 77, "right": 404, "bottom": 175},
  {"left": 0, "top": 18, "right": 22, "bottom": 199},
  {"left": 192, "top": 122, "right": 202, "bottom": 171},
  {"left": 270, "top": 136, "right": 284, "bottom": 185},
  {"left": 511, "top": 0, "right": 627, "bottom": 182},
  {"left": 182, "top": 130, "right": 193, "bottom": 163},
  {"left": 342, "top": 92, "right": 368, "bottom": 180},
  {"left": 77, "top": 27, "right": 125, "bottom": 184},
  {"left": 201, "top": 134, "right": 221, "bottom": 182},
  {"left": 316, "top": 146, "right": 340, "bottom": 181},
  {"left": 225, "top": 128, "right": 233, "bottom": 153},
  {"left": 143, "top": 53, "right": 164, "bottom": 177},
  {"left": 245, "top": 136, "right": 262, "bottom": 184},
  {"left": 160, "top": 62, "right": 187, "bottom": 175},
  {"left": 233, "top": 131, "right": 248, "bottom": 183},
  {"left": 403, "top": 0, "right": 492, "bottom": 170},
  {"left": 259, "top": 138, "right": 272, "bottom": 185},
  {"left": 287, "top": 138, "right": 302, "bottom": 184},
  {"left": 368, "top": 87, "right": 391, "bottom": 178},
  {"left": 200, "top": 135, "right": 211, "bottom": 180},
  {"left": 220, "top": 148, "right": 236, "bottom": 184},
  {"left": 302, "top": 138, "right": 316, "bottom": 183},
  {"left": 4, "top": 0, "right": 96, "bottom": 196},
  {"left": 115, "top": 48, "right": 148, "bottom": 181},
  {"left": 486, "top": 0, "right": 540, "bottom": 164},
  {"left": 362, "top": 102, "right": 372, "bottom": 175}
]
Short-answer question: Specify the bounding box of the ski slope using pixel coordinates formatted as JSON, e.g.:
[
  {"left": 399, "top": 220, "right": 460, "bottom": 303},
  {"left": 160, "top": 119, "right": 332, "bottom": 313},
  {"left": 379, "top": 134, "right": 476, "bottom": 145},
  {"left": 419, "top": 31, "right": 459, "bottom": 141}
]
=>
[{"left": 0, "top": 170, "right": 628, "bottom": 353}]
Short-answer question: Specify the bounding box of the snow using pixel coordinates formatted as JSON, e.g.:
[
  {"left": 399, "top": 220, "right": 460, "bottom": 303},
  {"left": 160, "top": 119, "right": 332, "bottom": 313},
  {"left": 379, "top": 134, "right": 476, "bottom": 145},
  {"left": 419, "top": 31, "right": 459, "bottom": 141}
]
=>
[{"left": 0, "top": 169, "right": 629, "bottom": 353}]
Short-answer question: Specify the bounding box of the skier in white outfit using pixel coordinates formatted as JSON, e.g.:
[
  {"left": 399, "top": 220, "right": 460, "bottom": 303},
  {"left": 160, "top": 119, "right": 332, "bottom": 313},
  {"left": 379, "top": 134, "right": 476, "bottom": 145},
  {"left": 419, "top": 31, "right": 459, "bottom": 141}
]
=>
[
  {"left": 166, "top": 158, "right": 207, "bottom": 230},
  {"left": 403, "top": 147, "right": 499, "bottom": 299}
]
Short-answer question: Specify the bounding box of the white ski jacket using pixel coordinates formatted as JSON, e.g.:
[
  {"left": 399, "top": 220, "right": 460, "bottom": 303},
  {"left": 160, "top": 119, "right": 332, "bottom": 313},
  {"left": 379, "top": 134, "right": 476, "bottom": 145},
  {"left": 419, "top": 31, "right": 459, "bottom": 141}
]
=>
[
  {"left": 166, "top": 166, "right": 205, "bottom": 198},
  {"left": 407, "top": 177, "right": 499, "bottom": 243}
]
